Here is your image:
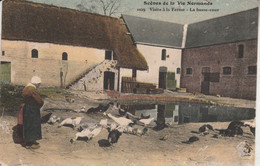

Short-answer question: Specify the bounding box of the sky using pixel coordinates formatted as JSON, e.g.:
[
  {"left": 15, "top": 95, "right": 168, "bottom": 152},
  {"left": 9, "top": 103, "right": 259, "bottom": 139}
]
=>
[{"left": 26, "top": 0, "right": 259, "bottom": 24}]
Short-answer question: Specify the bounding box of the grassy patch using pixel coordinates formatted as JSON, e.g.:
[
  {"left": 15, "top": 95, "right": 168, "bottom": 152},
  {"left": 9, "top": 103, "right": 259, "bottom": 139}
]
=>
[
  {"left": 38, "top": 87, "right": 72, "bottom": 99},
  {"left": 0, "top": 84, "right": 72, "bottom": 111}
]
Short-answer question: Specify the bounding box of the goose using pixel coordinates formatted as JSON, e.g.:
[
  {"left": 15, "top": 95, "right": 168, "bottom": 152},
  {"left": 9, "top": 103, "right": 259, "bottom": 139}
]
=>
[
  {"left": 108, "top": 129, "right": 121, "bottom": 144},
  {"left": 41, "top": 113, "right": 52, "bottom": 124},
  {"left": 139, "top": 117, "right": 154, "bottom": 126},
  {"left": 58, "top": 117, "right": 83, "bottom": 128},
  {"left": 104, "top": 113, "right": 134, "bottom": 126}
]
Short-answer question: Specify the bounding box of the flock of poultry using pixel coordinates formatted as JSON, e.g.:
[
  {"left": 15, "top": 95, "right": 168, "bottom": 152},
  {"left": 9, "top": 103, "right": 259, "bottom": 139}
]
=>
[
  {"left": 41, "top": 102, "right": 155, "bottom": 147},
  {"left": 41, "top": 102, "right": 256, "bottom": 147}
]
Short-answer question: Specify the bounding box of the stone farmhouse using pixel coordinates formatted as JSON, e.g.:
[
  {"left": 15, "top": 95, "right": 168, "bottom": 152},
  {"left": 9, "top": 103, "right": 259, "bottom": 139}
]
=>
[{"left": 0, "top": 0, "right": 257, "bottom": 100}]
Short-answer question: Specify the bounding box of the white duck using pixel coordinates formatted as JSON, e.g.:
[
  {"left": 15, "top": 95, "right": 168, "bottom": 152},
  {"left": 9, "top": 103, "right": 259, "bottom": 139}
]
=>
[
  {"left": 47, "top": 115, "right": 61, "bottom": 124},
  {"left": 58, "top": 117, "right": 83, "bottom": 128},
  {"left": 139, "top": 117, "right": 155, "bottom": 126},
  {"left": 70, "top": 126, "right": 102, "bottom": 143},
  {"left": 104, "top": 113, "right": 134, "bottom": 126}
]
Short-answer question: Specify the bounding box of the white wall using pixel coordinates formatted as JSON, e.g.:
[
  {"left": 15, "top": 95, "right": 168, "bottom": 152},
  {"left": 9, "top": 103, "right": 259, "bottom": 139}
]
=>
[
  {"left": 136, "top": 44, "right": 182, "bottom": 88},
  {"left": 1, "top": 40, "right": 105, "bottom": 86}
]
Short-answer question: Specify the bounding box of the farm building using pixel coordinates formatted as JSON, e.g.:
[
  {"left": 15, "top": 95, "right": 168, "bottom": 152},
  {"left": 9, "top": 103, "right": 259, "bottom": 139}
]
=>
[
  {"left": 0, "top": 0, "right": 148, "bottom": 91},
  {"left": 181, "top": 8, "right": 258, "bottom": 100}
]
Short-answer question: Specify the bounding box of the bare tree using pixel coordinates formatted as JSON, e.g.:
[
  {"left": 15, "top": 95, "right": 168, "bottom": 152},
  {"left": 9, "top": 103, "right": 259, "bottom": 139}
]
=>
[{"left": 76, "top": 0, "right": 121, "bottom": 16}]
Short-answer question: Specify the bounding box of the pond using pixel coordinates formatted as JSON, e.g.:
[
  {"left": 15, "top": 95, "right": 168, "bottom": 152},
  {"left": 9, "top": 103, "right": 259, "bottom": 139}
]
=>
[{"left": 118, "top": 102, "right": 255, "bottom": 128}]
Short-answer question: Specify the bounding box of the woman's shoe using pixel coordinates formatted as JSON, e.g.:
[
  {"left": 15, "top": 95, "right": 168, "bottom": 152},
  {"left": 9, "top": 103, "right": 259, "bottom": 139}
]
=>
[{"left": 25, "top": 144, "right": 40, "bottom": 149}]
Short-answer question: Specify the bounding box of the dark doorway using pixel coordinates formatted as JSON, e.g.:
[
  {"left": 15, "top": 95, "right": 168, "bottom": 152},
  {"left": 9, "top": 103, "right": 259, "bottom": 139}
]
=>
[
  {"left": 159, "top": 67, "right": 167, "bottom": 89},
  {"left": 201, "top": 67, "right": 210, "bottom": 95},
  {"left": 104, "top": 71, "right": 115, "bottom": 90}
]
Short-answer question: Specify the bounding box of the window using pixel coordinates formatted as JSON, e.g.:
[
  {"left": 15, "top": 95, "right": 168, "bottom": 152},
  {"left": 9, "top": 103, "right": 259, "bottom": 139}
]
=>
[
  {"left": 223, "top": 67, "right": 231, "bottom": 75},
  {"left": 62, "top": 52, "right": 68, "bottom": 60},
  {"left": 132, "top": 69, "right": 137, "bottom": 78},
  {"left": 177, "top": 68, "right": 181, "bottom": 74},
  {"left": 31, "top": 49, "right": 38, "bottom": 58},
  {"left": 161, "top": 49, "right": 166, "bottom": 60},
  {"left": 238, "top": 44, "right": 244, "bottom": 58},
  {"left": 186, "top": 68, "right": 192, "bottom": 75},
  {"left": 105, "top": 50, "right": 112, "bottom": 60},
  {"left": 248, "top": 66, "right": 257, "bottom": 75},
  {"left": 2, "top": 51, "right": 5, "bottom": 56}
]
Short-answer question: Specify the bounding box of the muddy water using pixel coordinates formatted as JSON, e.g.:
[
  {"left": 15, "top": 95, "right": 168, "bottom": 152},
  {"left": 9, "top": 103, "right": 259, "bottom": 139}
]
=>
[{"left": 118, "top": 102, "right": 255, "bottom": 127}]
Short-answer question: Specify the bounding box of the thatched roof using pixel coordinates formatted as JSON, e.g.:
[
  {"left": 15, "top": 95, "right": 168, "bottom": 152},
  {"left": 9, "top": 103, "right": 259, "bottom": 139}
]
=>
[{"left": 2, "top": 0, "right": 148, "bottom": 70}]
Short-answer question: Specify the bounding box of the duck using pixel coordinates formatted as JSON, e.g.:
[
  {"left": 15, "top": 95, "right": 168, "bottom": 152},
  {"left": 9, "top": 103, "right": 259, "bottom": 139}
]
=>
[
  {"left": 109, "top": 122, "right": 118, "bottom": 132},
  {"left": 98, "top": 139, "right": 111, "bottom": 147},
  {"left": 216, "top": 120, "right": 244, "bottom": 137},
  {"left": 132, "top": 127, "right": 148, "bottom": 136},
  {"left": 108, "top": 129, "right": 121, "bottom": 144},
  {"left": 77, "top": 122, "right": 98, "bottom": 132},
  {"left": 41, "top": 113, "right": 52, "bottom": 124},
  {"left": 104, "top": 113, "right": 134, "bottom": 126},
  {"left": 58, "top": 117, "right": 83, "bottom": 128},
  {"left": 47, "top": 115, "right": 61, "bottom": 124},
  {"left": 182, "top": 136, "right": 199, "bottom": 144},
  {"left": 244, "top": 118, "right": 256, "bottom": 136},
  {"left": 70, "top": 126, "right": 102, "bottom": 143},
  {"left": 70, "top": 128, "right": 93, "bottom": 143},
  {"left": 112, "top": 104, "right": 127, "bottom": 116},
  {"left": 141, "top": 113, "right": 150, "bottom": 119},
  {"left": 99, "top": 119, "right": 108, "bottom": 128},
  {"left": 87, "top": 102, "right": 113, "bottom": 114},
  {"left": 139, "top": 117, "right": 154, "bottom": 126},
  {"left": 199, "top": 124, "right": 214, "bottom": 133}
]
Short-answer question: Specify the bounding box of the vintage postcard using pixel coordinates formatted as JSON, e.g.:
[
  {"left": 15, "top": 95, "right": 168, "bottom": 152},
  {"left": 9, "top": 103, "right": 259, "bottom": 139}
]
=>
[{"left": 0, "top": 0, "right": 258, "bottom": 165}]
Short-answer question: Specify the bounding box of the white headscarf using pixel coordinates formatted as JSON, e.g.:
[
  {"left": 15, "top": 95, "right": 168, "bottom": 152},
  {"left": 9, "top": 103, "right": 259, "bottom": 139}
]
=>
[{"left": 31, "top": 76, "right": 41, "bottom": 84}]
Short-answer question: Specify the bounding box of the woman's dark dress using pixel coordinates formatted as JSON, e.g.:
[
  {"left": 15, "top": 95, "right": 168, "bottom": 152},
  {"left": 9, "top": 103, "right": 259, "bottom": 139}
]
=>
[{"left": 22, "top": 85, "right": 44, "bottom": 142}]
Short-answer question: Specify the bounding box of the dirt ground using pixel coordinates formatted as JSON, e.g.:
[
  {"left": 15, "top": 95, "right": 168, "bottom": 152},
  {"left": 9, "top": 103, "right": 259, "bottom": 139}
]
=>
[{"left": 0, "top": 91, "right": 256, "bottom": 166}]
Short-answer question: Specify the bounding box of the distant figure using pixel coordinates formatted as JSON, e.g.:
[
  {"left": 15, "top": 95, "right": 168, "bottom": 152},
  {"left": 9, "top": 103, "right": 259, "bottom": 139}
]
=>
[{"left": 22, "top": 76, "right": 44, "bottom": 149}]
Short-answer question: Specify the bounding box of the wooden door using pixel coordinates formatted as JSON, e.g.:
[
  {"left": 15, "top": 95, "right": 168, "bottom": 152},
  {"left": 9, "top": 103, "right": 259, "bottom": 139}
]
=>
[
  {"left": 104, "top": 71, "right": 115, "bottom": 90},
  {"left": 0, "top": 62, "right": 11, "bottom": 84}
]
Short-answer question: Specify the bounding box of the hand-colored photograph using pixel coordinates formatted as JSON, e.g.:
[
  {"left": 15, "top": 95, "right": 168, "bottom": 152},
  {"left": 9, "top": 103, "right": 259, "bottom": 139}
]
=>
[{"left": 0, "top": 0, "right": 258, "bottom": 165}]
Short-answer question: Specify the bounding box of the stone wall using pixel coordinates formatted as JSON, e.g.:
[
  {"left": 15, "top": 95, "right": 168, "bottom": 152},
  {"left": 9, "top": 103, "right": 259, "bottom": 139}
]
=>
[
  {"left": 181, "top": 40, "right": 257, "bottom": 100},
  {"left": 70, "top": 60, "right": 118, "bottom": 91}
]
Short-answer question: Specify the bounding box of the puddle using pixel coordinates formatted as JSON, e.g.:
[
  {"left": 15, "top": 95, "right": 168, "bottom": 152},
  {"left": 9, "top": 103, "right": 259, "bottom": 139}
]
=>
[{"left": 119, "top": 102, "right": 255, "bottom": 126}]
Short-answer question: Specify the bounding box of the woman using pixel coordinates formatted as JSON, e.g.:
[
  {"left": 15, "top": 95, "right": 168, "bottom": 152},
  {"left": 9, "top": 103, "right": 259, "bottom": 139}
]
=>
[{"left": 22, "top": 76, "right": 44, "bottom": 149}]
